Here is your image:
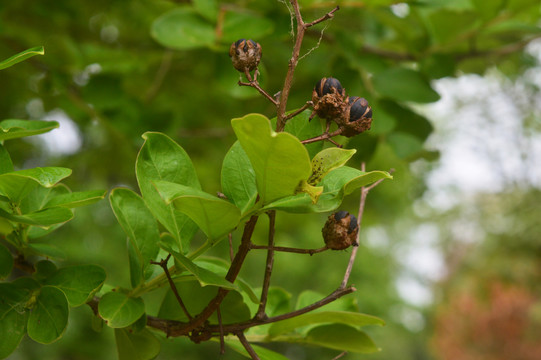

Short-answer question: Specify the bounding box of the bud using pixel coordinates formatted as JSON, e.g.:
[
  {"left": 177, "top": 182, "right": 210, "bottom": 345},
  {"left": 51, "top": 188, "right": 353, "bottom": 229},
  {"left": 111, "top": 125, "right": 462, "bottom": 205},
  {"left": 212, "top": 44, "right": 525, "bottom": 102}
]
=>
[
  {"left": 322, "top": 211, "right": 359, "bottom": 250},
  {"left": 229, "top": 39, "right": 262, "bottom": 72}
]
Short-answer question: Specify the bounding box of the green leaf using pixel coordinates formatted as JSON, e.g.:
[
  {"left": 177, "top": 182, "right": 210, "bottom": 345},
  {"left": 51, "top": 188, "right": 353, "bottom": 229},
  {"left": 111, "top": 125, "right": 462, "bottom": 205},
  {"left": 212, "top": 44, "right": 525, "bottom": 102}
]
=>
[
  {"left": 27, "top": 243, "right": 66, "bottom": 259},
  {"left": 98, "top": 292, "right": 145, "bottom": 328},
  {"left": 264, "top": 167, "right": 392, "bottom": 213},
  {"left": 4, "top": 206, "right": 73, "bottom": 227},
  {"left": 161, "top": 244, "right": 238, "bottom": 290},
  {"left": 221, "top": 141, "right": 258, "bottom": 214},
  {"left": 304, "top": 324, "right": 379, "bottom": 353},
  {"left": 151, "top": 8, "right": 215, "bottom": 50},
  {"left": 19, "top": 183, "right": 70, "bottom": 214},
  {"left": 0, "top": 167, "right": 71, "bottom": 203},
  {"left": 110, "top": 188, "right": 160, "bottom": 287},
  {"left": 231, "top": 114, "right": 312, "bottom": 204},
  {"left": 154, "top": 181, "right": 241, "bottom": 241},
  {"left": 226, "top": 339, "right": 290, "bottom": 360},
  {"left": 0, "top": 243, "right": 13, "bottom": 279},
  {"left": 308, "top": 148, "right": 356, "bottom": 185},
  {"left": 221, "top": 11, "right": 274, "bottom": 43},
  {"left": 136, "top": 132, "right": 200, "bottom": 253},
  {"left": 282, "top": 110, "right": 324, "bottom": 159},
  {"left": 0, "top": 283, "right": 28, "bottom": 358},
  {"left": 0, "top": 46, "right": 44, "bottom": 70},
  {"left": 193, "top": 0, "right": 218, "bottom": 22},
  {"left": 44, "top": 190, "right": 107, "bottom": 209},
  {"left": 115, "top": 328, "right": 161, "bottom": 360},
  {"left": 45, "top": 265, "right": 106, "bottom": 307},
  {"left": 372, "top": 68, "right": 440, "bottom": 103},
  {"left": 34, "top": 260, "right": 57, "bottom": 281},
  {"left": 387, "top": 132, "right": 425, "bottom": 159},
  {"left": 268, "top": 311, "right": 385, "bottom": 338},
  {"left": 0, "top": 207, "right": 73, "bottom": 227},
  {"left": 0, "top": 119, "right": 58, "bottom": 141},
  {"left": 27, "top": 285, "right": 69, "bottom": 344},
  {"left": 0, "top": 145, "right": 13, "bottom": 175}
]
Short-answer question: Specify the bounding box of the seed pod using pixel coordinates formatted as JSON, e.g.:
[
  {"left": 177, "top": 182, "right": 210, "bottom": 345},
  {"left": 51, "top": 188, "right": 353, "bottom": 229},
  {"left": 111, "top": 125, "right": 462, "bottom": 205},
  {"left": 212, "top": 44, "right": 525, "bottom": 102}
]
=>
[
  {"left": 322, "top": 211, "right": 359, "bottom": 250},
  {"left": 314, "top": 77, "right": 343, "bottom": 98},
  {"left": 347, "top": 96, "right": 372, "bottom": 122},
  {"left": 229, "top": 39, "right": 262, "bottom": 72}
]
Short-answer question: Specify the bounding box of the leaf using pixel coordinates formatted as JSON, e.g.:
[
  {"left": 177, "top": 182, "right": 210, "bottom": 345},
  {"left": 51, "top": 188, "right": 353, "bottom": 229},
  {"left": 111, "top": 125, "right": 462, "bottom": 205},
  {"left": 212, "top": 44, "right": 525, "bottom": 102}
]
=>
[
  {"left": 45, "top": 265, "right": 106, "bottom": 307},
  {"left": 44, "top": 190, "right": 107, "bottom": 209},
  {"left": 193, "top": 0, "right": 218, "bottom": 22},
  {"left": 308, "top": 148, "right": 356, "bottom": 185},
  {"left": 0, "top": 283, "right": 28, "bottom": 358},
  {"left": 154, "top": 181, "right": 241, "bottom": 241},
  {"left": 264, "top": 167, "right": 392, "bottom": 213},
  {"left": 221, "top": 11, "right": 274, "bottom": 43},
  {"left": 0, "top": 207, "right": 73, "bottom": 227},
  {"left": 136, "top": 132, "right": 200, "bottom": 253},
  {"left": 0, "top": 243, "right": 13, "bottom": 279},
  {"left": 231, "top": 114, "right": 312, "bottom": 204},
  {"left": 110, "top": 188, "right": 160, "bottom": 287},
  {"left": 268, "top": 311, "right": 385, "bottom": 338},
  {"left": 27, "top": 243, "right": 66, "bottom": 259},
  {"left": 151, "top": 8, "right": 215, "bottom": 50},
  {"left": 0, "top": 167, "right": 71, "bottom": 203},
  {"left": 0, "top": 46, "right": 44, "bottom": 70},
  {"left": 372, "top": 68, "right": 440, "bottom": 103},
  {"left": 226, "top": 339, "right": 290, "bottom": 360},
  {"left": 221, "top": 141, "right": 258, "bottom": 214},
  {"left": 387, "top": 132, "right": 425, "bottom": 159},
  {"left": 0, "top": 144, "right": 13, "bottom": 175},
  {"left": 282, "top": 109, "right": 324, "bottom": 159},
  {"left": 27, "top": 285, "right": 69, "bottom": 344},
  {"left": 304, "top": 324, "right": 379, "bottom": 353},
  {"left": 161, "top": 244, "right": 238, "bottom": 290},
  {"left": 98, "top": 291, "right": 145, "bottom": 328},
  {"left": 115, "top": 328, "right": 161, "bottom": 360},
  {"left": 0, "top": 119, "right": 58, "bottom": 141}
]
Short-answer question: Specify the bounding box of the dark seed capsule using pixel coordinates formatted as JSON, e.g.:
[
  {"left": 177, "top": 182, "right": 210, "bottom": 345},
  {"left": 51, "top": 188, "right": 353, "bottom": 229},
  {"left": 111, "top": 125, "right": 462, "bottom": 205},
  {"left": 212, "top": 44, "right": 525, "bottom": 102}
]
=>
[
  {"left": 348, "top": 96, "right": 371, "bottom": 122},
  {"left": 229, "top": 39, "right": 262, "bottom": 72},
  {"left": 348, "top": 215, "right": 358, "bottom": 234},
  {"left": 334, "top": 210, "right": 349, "bottom": 221},
  {"left": 315, "top": 77, "right": 343, "bottom": 97}
]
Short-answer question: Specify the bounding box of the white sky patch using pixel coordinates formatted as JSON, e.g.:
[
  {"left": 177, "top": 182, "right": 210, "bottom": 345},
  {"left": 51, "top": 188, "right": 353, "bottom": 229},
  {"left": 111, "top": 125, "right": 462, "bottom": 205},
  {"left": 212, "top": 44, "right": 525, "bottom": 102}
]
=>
[{"left": 36, "top": 109, "right": 83, "bottom": 156}]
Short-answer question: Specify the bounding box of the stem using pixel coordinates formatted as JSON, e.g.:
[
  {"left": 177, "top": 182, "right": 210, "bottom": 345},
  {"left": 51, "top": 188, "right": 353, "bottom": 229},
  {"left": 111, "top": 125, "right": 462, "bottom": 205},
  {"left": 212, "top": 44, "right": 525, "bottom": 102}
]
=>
[
  {"left": 255, "top": 211, "right": 276, "bottom": 320},
  {"left": 217, "top": 305, "right": 225, "bottom": 354},
  {"left": 151, "top": 255, "right": 192, "bottom": 320},
  {"left": 250, "top": 244, "right": 328, "bottom": 255},
  {"left": 301, "top": 128, "right": 343, "bottom": 145},
  {"left": 237, "top": 332, "right": 260, "bottom": 360}
]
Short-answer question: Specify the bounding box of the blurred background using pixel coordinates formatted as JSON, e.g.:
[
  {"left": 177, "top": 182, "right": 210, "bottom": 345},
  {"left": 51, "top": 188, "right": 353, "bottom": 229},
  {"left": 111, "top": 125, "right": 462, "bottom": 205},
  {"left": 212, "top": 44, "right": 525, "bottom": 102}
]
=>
[{"left": 2, "top": 0, "right": 541, "bottom": 359}]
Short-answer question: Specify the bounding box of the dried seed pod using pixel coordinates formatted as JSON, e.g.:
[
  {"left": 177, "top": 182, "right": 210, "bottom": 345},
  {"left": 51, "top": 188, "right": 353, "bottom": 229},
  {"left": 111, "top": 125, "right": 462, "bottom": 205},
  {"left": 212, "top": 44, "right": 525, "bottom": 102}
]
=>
[
  {"left": 311, "top": 77, "right": 347, "bottom": 122},
  {"left": 229, "top": 39, "right": 262, "bottom": 72},
  {"left": 322, "top": 211, "right": 359, "bottom": 250},
  {"left": 335, "top": 96, "right": 373, "bottom": 137}
]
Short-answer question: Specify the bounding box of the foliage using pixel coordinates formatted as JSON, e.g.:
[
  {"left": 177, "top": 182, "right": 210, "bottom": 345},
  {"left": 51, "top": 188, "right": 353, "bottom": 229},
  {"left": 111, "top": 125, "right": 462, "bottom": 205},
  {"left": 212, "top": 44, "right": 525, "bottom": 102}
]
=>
[{"left": 1, "top": 0, "right": 540, "bottom": 359}]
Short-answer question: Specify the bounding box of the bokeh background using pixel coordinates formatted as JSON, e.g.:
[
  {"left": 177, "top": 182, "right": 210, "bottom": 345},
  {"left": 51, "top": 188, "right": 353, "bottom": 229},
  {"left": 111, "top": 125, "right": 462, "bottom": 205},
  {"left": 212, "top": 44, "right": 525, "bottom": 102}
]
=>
[{"left": 2, "top": 0, "right": 541, "bottom": 359}]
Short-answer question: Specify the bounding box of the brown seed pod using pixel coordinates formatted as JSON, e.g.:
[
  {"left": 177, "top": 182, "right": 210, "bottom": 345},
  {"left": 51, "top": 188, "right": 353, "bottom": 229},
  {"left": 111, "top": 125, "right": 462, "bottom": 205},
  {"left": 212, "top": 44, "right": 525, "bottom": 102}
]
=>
[
  {"left": 229, "top": 39, "right": 262, "bottom": 72},
  {"left": 335, "top": 96, "right": 373, "bottom": 137},
  {"left": 311, "top": 77, "right": 347, "bottom": 122},
  {"left": 322, "top": 211, "right": 359, "bottom": 250}
]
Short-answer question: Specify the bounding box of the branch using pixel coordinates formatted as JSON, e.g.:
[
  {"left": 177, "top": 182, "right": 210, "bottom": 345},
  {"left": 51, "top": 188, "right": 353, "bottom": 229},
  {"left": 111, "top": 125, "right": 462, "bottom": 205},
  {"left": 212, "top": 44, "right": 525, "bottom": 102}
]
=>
[
  {"left": 250, "top": 244, "right": 328, "bottom": 255},
  {"left": 276, "top": 2, "right": 340, "bottom": 131},
  {"left": 151, "top": 255, "right": 192, "bottom": 320},
  {"left": 255, "top": 211, "right": 276, "bottom": 320},
  {"left": 239, "top": 69, "right": 278, "bottom": 105},
  {"left": 301, "top": 128, "right": 343, "bottom": 146},
  {"left": 237, "top": 332, "right": 260, "bottom": 360}
]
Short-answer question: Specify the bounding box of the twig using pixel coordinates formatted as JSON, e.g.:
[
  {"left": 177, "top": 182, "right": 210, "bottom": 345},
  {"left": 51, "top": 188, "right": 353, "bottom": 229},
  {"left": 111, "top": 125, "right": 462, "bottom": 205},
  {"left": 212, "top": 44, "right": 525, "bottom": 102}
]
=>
[
  {"left": 238, "top": 69, "right": 279, "bottom": 105},
  {"left": 237, "top": 332, "right": 261, "bottom": 360},
  {"left": 250, "top": 244, "right": 328, "bottom": 255},
  {"left": 331, "top": 351, "right": 348, "bottom": 360},
  {"left": 255, "top": 211, "right": 276, "bottom": 320},
  {"left": 301, "top": 128, "right": 343, "bottom": 146},
  {"left": 276, "top": 2, "right": 340, "bottom": 131},
  {"left": 283, "top": 101, "right": 312, "bottom": 121},
  {"left": 217, "top": 305, "right": 225, "bottom": 354},
  {"left": 145, "top": 50, "right": 173, "bottom": 102},
  {"left": 151, "top": 254, "right": 192, "bottom": 320},
  {"left": 228, "top": 233, "right": 234, "bottom": 262}
]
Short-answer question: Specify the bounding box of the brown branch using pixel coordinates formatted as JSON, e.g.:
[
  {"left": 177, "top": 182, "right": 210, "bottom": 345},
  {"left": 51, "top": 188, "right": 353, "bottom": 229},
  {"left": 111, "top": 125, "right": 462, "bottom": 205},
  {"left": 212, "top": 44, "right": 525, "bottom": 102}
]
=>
[
  {"left": 250, "top": 244, "right": 328, "bottom": 255},
  {"left": 331, "top": 351, "right": 348, "bottom": 360},
  {"left": 276, "top": 2, "right": 340, "bottom": 132},
  {"left": 14, "top": 255, "right": 35, "bottom": 274},
  {"left": 283, "top": 101, "right": 312, "bottom": 121},
  {"left": 301, "top": 128, "right": 343, "bottom": 146},
  {"left": 217, "top": 305, "right": 225, "bottom": 354},
  {"left": 151, "top": 254, "right": 192, "bottom": 320},
  {"left": 255, "top": 211, "right": 276, "bottom": 320},
  {"left": 237, "top": 331, "right": 260, "bottom": 360},
  {"left": 238, "top": 68, "right": 279, "bottom": 105}
]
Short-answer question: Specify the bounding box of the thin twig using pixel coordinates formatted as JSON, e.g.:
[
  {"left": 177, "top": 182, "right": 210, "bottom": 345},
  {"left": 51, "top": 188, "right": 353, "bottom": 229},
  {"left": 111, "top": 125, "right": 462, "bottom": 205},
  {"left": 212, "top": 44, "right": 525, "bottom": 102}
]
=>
[
  {"left": 301, "top": 128, "right": 343, "bottom": 146},
  {"left": 237, "top": 332, "right": 261, "bottom": 360},
  {"left": 217, "top": 305, "right": 225, "bottom": 355},
  {"left": 151, "top": 255, "right": 193, "bottom": 320},
  {"left": 283, "top": 101, "right": 312, "bottom": 121},
  {"left": 331, "top": 351, "right": 348, "bottom": 360},
  {"left": 250, "top": 244, "right": 328, "bottom": 255},
  {"left": 145, "top": 50, "right": 173, "bottom": 102},
  {"left": 228, "top": 233, "right": 234, "bottom": 262},
  {"left": 238, "top": 68, "right": 279, "bottom": 105},
  {"left": 255, "top": 211, "right": 276, "bottom": 320}
]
